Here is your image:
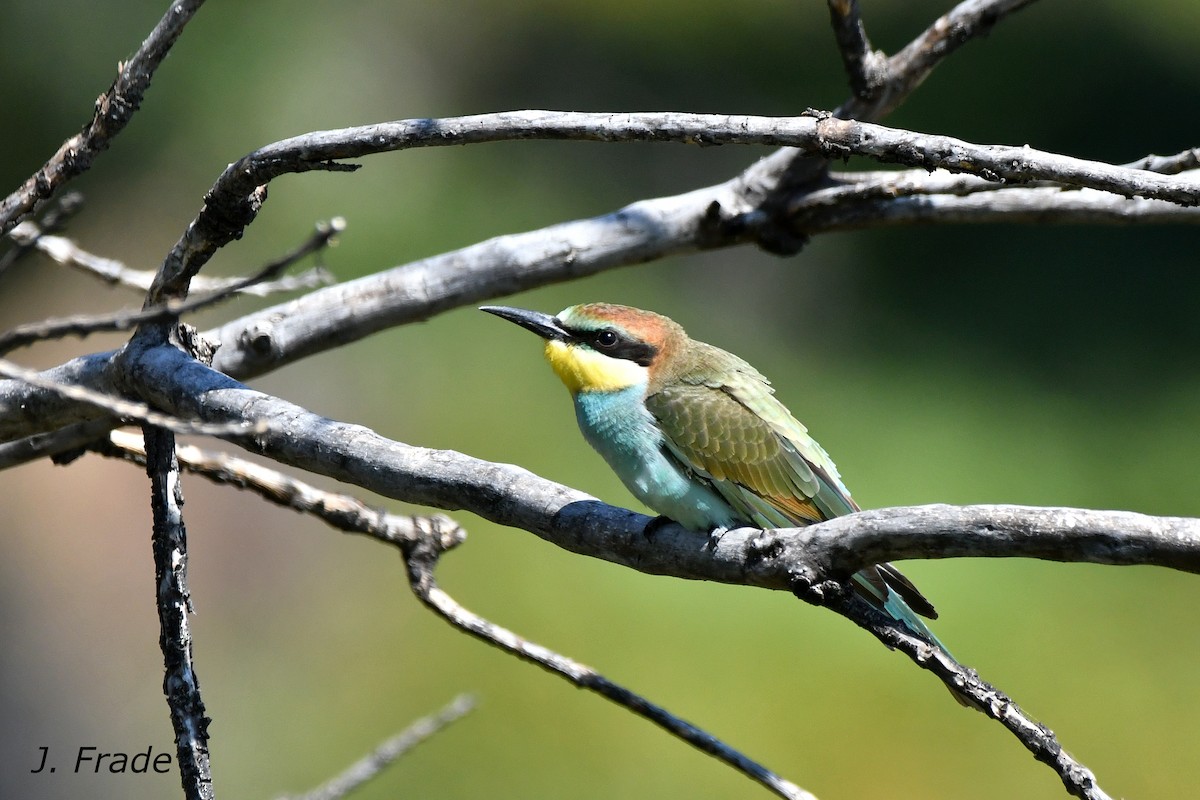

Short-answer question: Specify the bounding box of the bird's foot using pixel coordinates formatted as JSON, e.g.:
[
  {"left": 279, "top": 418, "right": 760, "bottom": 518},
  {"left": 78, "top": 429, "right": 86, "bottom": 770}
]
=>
[
  {"left": 705, "top": 526, "right": 730, "bottom": 551},
  {"left": 790, "top": 574, "right": 846, "bottom": 608}
]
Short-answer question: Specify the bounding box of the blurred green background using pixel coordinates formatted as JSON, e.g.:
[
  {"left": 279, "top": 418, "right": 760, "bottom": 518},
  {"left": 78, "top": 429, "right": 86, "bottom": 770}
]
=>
[{"left": 2, "top": 1, "right": 1199, "bottom": 798}]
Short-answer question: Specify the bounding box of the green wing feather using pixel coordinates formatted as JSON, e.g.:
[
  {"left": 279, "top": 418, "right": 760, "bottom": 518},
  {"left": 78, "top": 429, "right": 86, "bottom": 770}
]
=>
[{"left": 645, "top": 354, "right": 939, "bottom": 622}]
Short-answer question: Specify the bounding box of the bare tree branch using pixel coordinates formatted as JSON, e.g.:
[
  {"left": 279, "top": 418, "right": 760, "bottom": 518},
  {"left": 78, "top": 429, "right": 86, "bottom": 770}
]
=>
[
  {"left": 801, "top": 586, "right": 1111, "bottom": 800},
  {"left": 145, "top": 108, "right": 1200, "bottom": 308},
  {"left": 121, "top": 346, "right": 1200, "bottom": 582},
  {"left": 275, "top": 694, "right": 477, "bottom": 800},
  {"left": 836, "top": 0, "right": 1041, "bottom": 121},
  {"left": 4, "top": 218, "right": 334, "bottom": 296},
  {"left": 0, "top": 356, "right": 265, "bottom": 438},
  {"left": 826, "top": 0, "right": 885, "bottom": 102},
  {"left": 96, "top": 429, "right": 465, "bottom": 550},
  {"left": 143, "top": 424, "right": 213, "bottom": 800},
  {"left": 742, "top": 0, "right": 1041, "bottom": 211},
  {"left": 89, "top": 375, "right": 1124, "bottom": 800},
  {"left": 0, "top": 218, "right": 341, "bottom": 356},
  {"left": 404, "top": 533, "right": 817, "bottom": 800},
  {"left": 1123, "top": 147, "right": 1200, "bottom": 175},
  {"left": 793, "top": 170, "right": 1200, "bottom": 231},
  {"left": 0, "top": 0, "right": 207, "bottom": 233}
]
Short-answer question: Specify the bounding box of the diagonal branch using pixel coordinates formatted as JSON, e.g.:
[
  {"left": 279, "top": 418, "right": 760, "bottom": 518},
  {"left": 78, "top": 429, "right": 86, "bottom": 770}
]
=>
[
  {"left": 798, "top": 584, "right": 1111, "bottom": 800},
  {"left": 826, "top": 0, "right": 885, "bottom": 101},
  {"left": 837, "top": 0, "right": 1041, "bottom": 122},
  {"left": 404, "top": 533, "right": 816, "bottom": 800},
  {"left": 0, "top": 0, "right": 207, "bottom": 233},
  {"left": 275, "top": 694, "right": 477, "bottom": 800},
  {"left": 0, "top": 218, "right": 341, "bottom": 356},
  {"left": 4, "top": 217, "right": 334, "bottom": 296}
]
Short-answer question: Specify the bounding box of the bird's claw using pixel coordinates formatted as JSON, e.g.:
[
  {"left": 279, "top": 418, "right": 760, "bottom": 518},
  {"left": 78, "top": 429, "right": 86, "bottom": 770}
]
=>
[{"left": 705, "top": 526, "right": 730, "bottom": 551}]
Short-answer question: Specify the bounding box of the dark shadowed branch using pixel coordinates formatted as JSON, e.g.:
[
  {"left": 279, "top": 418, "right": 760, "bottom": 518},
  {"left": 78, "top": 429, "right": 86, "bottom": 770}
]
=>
[
  {"left": 833, "top": 0, "right": 1041, "bottom": 121},
  {"left": 0, "top": 0, "right": 207, "bottom": 233},
  {"left": 143, "top": 424, "right": 213, "bottom": 800}
]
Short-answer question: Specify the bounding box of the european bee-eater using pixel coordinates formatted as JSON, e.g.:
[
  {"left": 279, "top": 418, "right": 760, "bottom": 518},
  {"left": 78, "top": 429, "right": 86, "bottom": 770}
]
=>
[{"left": 481, "top": 302, "right": 942, "bottom": 646}]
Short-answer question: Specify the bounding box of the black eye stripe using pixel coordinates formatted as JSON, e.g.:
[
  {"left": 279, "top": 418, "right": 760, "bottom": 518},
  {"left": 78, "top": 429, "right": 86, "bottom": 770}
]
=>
[{"left": 562, "top": 324, "right": 658, "bottom": 366}]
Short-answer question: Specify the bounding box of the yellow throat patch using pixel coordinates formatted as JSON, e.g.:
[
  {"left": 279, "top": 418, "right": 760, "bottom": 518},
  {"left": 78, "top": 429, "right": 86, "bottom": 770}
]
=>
[{"left": 544, "top": 339, "right": 647, "bottom": 394}]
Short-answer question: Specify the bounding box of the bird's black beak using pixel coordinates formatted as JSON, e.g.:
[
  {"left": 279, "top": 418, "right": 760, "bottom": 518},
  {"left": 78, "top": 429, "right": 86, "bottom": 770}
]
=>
[{"left": 480, "top": 305, "right": 571, "bottom": 342}]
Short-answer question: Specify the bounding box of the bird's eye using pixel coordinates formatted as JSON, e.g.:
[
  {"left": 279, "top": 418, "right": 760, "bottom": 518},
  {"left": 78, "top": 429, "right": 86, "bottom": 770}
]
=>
[{"left": 594, "top": 329, "right": 619, "bottom": 348}]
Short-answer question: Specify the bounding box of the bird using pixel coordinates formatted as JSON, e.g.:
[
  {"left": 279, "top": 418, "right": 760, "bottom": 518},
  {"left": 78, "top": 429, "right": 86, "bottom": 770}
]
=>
[{"left": 480, "top": 301, "right": 944, "bottom": 648}]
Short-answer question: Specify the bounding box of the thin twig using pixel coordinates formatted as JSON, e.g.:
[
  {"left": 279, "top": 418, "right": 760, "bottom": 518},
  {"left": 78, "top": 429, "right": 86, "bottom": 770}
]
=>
[
  {"left": 0, "top": 0, "right": 207, "bottom": 233},
  {"left": 275, "top": 695, "right": 477, "bottom": 800},
  {"left": 797, "top": 585, "right": 1111, "bottom": 800},
  {"left": 99, "top": 347, "right": 1200, "bottom": 582},
  {"left": 834, "top": 0, "right": 1042, "bottom": 122},
  {"left": 0, "top": 219, "right": 343, "bottom": 356},
  {"left": 5, "top": 219, "right": 334, "bottom": 295},
  {"left": 97, "top": 429, "right": 465, "bottom": 551},
  {"left": 0, "top": 191, "right": 85, "bottom": 276},
  {"left": 404, "top": 536, "right": 817, "bottom": 800},
  {"left": 1121, "top": 147, "right": 1200, "bottom": 175},
  {"left": 789, "top": 169, "right": 1200, "bottom": 232},
  {"left": 826, "top": 0, "right": 883, "bottom": 100}
]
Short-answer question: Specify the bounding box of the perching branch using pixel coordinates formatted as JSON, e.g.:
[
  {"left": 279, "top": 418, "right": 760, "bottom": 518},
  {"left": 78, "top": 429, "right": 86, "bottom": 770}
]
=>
[
  {"left": 109, "top": 344, "right": 1142, "bottom": 796},
  {"left": 0, "top": 0, "right": 206, "bottom": 233},
  {"left": 0, "top": 356, "right": 266, "bottom": 439},
  {"left": 114, "top": 346, "right": 1200, "bottom": 582}
]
